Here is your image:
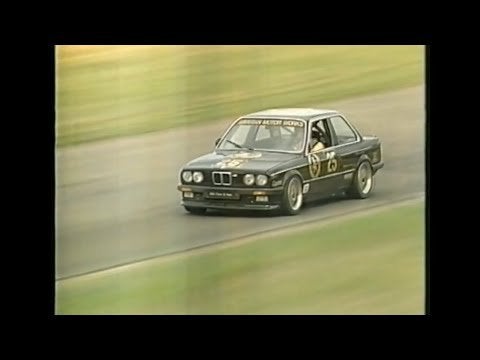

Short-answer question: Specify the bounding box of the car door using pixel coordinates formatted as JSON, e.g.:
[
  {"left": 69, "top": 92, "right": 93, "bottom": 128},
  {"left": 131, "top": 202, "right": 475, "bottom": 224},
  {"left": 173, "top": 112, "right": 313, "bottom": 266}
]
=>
[
  {"left": 304, "top": 119, "right": 344, "bottom": 198},
  {"left": 325, "top": 115, "right": 363, "bottom": 191}
]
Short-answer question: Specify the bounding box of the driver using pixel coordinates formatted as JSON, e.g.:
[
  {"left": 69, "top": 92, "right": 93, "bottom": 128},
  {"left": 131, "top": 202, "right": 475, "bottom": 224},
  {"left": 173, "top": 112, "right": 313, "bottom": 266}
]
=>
[{"left": 311, "top": 127, "right": 326, "bottom": 152}]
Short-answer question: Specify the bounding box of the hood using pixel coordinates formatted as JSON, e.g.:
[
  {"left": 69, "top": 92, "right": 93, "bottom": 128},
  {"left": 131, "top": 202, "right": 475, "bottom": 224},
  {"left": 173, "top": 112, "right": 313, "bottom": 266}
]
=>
[{"left": 185, "top": 150, "right": 300, "bottom": 173}]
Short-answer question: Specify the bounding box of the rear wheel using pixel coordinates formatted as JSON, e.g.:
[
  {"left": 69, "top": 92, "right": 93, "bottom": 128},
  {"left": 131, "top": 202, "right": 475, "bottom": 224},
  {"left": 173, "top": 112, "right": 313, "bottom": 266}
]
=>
[
  {"left": 184, "top": 206, "right": 207, "bottom": 215},
  {"left": 348, "top": 161, "right": 374, "bottom": 199},
  {"left": 280, "top": 175, "right": 303, "bottom": 215}
]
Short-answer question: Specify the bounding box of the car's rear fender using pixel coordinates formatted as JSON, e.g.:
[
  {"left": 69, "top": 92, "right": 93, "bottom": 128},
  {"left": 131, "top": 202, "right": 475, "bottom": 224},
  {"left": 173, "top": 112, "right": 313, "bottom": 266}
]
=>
[{"left": 355, "top": 152, "right": 383, "bottom": 175}]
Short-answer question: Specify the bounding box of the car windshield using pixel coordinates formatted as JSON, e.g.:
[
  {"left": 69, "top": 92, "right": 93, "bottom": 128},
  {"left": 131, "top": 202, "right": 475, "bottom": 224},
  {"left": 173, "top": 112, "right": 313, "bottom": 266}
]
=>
[{"left": 217, "top": 118, "right": 306, "bottom": 153}]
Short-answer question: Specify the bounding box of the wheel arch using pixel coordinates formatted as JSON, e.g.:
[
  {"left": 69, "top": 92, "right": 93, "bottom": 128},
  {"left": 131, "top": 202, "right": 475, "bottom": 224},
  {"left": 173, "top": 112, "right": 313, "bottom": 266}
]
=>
[
  {"left": 355, "top": 154, "right": 372, "bottom": 169},
  {"left": 282, "top": 169, "right": 305, "bottom": 183}
]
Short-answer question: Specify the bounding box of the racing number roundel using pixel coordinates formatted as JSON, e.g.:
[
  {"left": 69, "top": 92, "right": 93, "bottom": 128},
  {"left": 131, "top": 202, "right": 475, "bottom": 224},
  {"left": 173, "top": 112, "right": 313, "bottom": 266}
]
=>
[
  {"left": 309, "top": 151, "right": 338, "bottom": 178},
  {"left": 308, "top": 153, "right": 321, "bottom": 178}
]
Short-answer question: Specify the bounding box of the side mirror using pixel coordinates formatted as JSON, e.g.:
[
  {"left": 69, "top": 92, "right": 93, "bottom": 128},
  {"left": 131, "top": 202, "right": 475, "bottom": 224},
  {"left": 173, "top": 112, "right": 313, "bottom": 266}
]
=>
[{"left": 215, "top": 138, "right": 221, "bottom": 146}]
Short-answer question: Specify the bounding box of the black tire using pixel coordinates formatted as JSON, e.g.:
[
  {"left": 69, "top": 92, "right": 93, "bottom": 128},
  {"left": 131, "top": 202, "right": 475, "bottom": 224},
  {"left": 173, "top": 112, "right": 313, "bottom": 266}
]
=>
[
  {"left": 184, "top": 206, "right": 207, "bottom": 215},
  {"left": 347, "top": 161, "right": 374, "bottom": 199},
  {"left": 280, "top": 174, "right": 304, "bottom": 215}
]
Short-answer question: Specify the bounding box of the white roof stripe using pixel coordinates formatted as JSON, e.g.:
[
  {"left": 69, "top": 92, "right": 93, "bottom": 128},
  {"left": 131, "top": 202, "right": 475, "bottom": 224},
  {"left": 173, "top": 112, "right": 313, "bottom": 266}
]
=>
[{"left": 245, "top": 108, "right": 337, "bottom": 117}]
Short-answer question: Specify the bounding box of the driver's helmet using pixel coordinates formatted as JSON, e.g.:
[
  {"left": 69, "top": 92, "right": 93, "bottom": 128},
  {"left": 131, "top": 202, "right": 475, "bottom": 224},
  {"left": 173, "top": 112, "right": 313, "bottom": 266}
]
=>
[
  {"left": 312, "top": 127, "right": 322, "bottom": 142},
  {"left": 311, "top": 126, "right": 326, "bottom": 152}
]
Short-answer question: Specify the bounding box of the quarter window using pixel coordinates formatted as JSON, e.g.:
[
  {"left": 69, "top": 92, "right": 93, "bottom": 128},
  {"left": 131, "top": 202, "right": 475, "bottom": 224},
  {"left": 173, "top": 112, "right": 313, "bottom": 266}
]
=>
[{"left": 330, "top": 116, "right": 357, "bottom": 145}]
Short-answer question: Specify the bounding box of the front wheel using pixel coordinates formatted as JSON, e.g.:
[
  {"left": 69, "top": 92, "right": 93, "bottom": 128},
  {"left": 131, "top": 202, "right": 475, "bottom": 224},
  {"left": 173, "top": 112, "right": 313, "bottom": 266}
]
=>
[
  {"left": 347, "top": 161, "right": 374, "bottom": 199},
  {"left": 280, "top": 175, "right": 304, "bottom": 215},
  {"left": 184, "top": 206, "right": 207, "bottom": 215}
]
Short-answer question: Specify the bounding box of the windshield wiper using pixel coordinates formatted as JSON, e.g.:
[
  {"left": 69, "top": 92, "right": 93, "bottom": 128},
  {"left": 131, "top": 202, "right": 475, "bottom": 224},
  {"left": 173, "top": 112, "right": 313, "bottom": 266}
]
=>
[{"left": 225, "top": 139, "right": 255, "bottom": 151}]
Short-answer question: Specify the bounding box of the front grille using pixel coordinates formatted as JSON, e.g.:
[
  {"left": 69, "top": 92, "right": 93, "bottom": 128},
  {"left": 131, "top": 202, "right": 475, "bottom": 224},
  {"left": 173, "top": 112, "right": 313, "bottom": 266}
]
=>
[{"left": 212, "top": 171, "right": 232, "bottom": 186}]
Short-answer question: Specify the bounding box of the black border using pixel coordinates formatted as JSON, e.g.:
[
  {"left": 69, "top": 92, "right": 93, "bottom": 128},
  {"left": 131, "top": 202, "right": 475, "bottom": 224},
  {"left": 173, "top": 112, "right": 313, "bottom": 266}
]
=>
[
  {"left": 47, "top": 43, "right": 56, "bottom": 318},
  {"left": 46, "top": 38, "right": 431, "bottom": 320},
  {"left": 425, "top": 45, "right": 431, "bottom": 316},
  {"left": 49, "top": 31, "right": 431, "bottom": 45}
]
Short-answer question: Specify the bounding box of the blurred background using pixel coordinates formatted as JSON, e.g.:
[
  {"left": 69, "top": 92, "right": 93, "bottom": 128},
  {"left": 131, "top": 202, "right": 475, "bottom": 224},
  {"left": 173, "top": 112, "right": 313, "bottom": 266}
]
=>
[
  {"left": 56, "top": 45, "right": 422, "bottom": 146},
  {"left": 56, "top": 45, "right": 425, "bottom": 314}
]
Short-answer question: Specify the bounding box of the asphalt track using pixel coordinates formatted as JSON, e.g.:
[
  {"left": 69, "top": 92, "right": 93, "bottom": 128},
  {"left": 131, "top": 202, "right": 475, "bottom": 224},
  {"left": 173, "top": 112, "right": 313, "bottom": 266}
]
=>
[{"left": 56, "top": 86, "right": 425, "bottom": 280}]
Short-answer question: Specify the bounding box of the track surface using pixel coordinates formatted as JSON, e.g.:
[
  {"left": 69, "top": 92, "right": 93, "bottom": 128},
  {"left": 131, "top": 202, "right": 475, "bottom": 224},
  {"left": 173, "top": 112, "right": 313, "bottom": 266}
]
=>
[{"left": 56, "top": 86, "right": 425, "bottom": 279}]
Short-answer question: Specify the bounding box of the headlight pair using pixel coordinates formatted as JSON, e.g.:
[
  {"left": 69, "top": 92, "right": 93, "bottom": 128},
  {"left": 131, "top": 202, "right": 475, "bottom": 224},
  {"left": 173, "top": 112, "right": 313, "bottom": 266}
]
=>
[
  {"left": 243, "top": 174, "right": 268, "bottom": 186},
  {"left": 182, "top": 171, "right": 203, "bottom": 183}
]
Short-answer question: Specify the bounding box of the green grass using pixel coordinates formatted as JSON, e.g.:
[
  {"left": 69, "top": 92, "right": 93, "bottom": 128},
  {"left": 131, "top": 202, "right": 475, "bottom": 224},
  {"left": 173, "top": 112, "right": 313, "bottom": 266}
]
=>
[
  {"left": 56, "top": 45, "right": 424, "bottom": 146},
  {"left": 56, "top": 202, "right": 425, "bottom": 314}
]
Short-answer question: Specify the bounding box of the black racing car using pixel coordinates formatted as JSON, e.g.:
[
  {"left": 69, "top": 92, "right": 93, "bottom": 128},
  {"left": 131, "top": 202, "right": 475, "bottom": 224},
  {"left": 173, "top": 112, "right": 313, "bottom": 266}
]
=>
[{"left": 177, "top": 108, "right": 384, "bottom": 215}]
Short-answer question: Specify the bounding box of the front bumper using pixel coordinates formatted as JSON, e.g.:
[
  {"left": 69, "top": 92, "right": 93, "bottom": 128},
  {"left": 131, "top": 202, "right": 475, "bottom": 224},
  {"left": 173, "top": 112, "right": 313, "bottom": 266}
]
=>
[{"left": 177, "top": 184, "right": 284, "bottom": 210}]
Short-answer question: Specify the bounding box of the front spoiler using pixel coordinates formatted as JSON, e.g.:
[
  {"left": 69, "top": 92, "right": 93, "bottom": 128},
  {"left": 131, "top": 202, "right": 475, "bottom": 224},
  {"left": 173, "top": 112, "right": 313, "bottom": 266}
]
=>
[
  {"left": 177, "top": 184, "right": 284, "bottom": 210},
  {"left": 181, "top": 200, "right": 280, "bottom": 211},
  {"left": 177, "top": 184, "right": 284, "bottom": 195}
]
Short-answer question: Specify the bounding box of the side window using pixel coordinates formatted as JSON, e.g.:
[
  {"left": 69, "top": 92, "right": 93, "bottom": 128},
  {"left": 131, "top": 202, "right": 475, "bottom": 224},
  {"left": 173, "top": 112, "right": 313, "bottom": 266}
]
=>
[
  {"left": 330, "top": 116, "right": 357, "bottom": 145},
  {"left": 309, "top": 120, "right": 331, "bottom": 150},
  {"left": 316, "top": 120, "right": 326, "bottom": 133}
]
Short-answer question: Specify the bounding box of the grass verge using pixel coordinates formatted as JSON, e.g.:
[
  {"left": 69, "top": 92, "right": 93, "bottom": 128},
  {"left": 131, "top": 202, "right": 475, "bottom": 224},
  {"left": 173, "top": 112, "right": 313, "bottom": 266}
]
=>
[{"left": 56, "top": 202, "right": 425, "bottom": 314}]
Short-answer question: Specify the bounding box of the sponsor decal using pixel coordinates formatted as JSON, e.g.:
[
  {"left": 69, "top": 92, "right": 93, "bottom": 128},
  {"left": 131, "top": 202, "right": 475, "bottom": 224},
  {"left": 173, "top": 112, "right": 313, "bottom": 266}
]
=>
[
  {"left": 206, "top": 191, "right": 240, "bottom": 200},
  {"left": 238, "top": 119, "right": 304, "bottom": 127},
  {"left": 230, "top": 152, "right": 262, "bottom": 159},
  {"left": 217, "top": 158, "right": 244, "bottom": 169},
  {"left": 214, "top": 152, "right": 262, "bottom": 169}
]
